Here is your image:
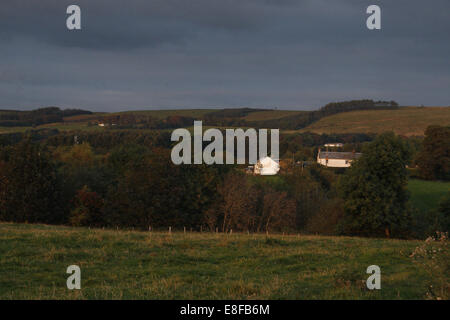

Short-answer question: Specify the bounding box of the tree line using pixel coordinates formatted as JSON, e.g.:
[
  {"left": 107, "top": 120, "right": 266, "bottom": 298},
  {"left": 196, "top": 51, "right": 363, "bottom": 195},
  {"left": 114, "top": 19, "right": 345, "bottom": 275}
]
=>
[
  {"left": 0, "top": 107, "right": 91, "bottom": 127},
  {"left": 0, "top": 126, "right": 448, "bottom": 238}
]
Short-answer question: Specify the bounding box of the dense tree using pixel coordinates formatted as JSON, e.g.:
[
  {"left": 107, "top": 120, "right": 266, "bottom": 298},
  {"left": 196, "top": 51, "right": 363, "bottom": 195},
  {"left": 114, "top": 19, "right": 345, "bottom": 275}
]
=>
[
  {"left": 70, "top": 186, "right": 104, "bottom": 227},
  {"left": 103, "top": 149, "right": 183, "bottom": 229},
  {"left": 259, "top": 189, "right": 296, "bottom": 233},
  {"left": 416, "top": 126, "right": 450, "bottom": 180},
  {"left": 206, "top": 173, "right": 297, "bottom": 233},
  {"left": 213, "top": 173, "right": 258, "bottom": 232},
  {"left": 338, "top": 132, "right": 412, "bottom": 237},
  {"left": 285, "top": 167, "right": 327, "bottom": 230},
  {"left": 0, "top": 126, "right": 437, "bottom": 238},
  {"left": 306, "top": 198, "right": 345, "bottom": 235},
  {"left": 103, "top": 148, "right": 223, "bottom": 230},
  {"left": 0, "top": 140, "right": 66, "bottom": 223}
]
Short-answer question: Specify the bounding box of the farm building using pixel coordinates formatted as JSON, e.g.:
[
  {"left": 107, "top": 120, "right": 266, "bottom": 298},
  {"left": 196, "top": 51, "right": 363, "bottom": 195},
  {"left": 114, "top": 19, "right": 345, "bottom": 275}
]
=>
[
  {"left": 254, "top": 156, "right": 280, "bottom": 175},
  {"left": 317, "top": 150, "right": 362, "bottom": 168}
]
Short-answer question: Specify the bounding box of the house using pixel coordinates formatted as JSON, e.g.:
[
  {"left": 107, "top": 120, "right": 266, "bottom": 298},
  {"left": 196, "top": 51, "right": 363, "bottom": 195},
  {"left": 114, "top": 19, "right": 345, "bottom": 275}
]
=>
[
  {"left": 324, "top": 143, "right": 343, "bottom": 148},
  {"left": 254, "top": 156, "right": 280, "bottom": 175},
  {"left": 317, "top": 150, "right": 362, "bottom": 168}
]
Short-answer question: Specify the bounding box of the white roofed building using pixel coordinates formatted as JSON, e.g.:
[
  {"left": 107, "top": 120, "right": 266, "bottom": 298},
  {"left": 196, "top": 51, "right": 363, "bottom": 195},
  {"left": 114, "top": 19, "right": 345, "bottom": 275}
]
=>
[
  {"left": 254, "top": 157, "right": 280, "bottom": 175},
  {"left": 317, "top": 150, "right": 362, "bottom": 168}
]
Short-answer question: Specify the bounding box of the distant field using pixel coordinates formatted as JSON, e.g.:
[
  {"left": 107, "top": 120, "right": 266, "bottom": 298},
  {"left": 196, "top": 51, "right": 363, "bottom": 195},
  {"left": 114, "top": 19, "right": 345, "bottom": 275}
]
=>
[
  {"left": 113, "top": 109, "right": 215, "bottom": 120},
  {"left": 0, "top": 223, "right": 442, "bottom": 299},
  {"left": 300, "top": 107, "right": 450, "bottom": 136},
  {"left": 244, "top": 110, "right": 305, "bottom": 121},
  {"left": 1, "top": 107, "right": 449, "bottom": 136},
  {"left": 408, "top": 179, "right": 449, "bottom": 213},
  {"left": 0, "top": 126, "right": 30, "bottom": 134},
  {"left": 63, "top": 113, "right": 107, "bottom": 122}
]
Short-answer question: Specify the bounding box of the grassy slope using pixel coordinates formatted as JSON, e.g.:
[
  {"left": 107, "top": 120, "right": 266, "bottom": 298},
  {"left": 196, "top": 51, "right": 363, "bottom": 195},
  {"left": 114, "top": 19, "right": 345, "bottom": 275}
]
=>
[
  {"left": 112, "top": 109, "right": 215, "bottom": 120},
  {"left": 300, "top": 107, "right": 450, "bottom": 136},
  {"left": 0, "top": 110, "right": 214, "bottom": 133},
  {"left": 244, "top": 110, "right": 305, "bottom": 121},
  {"left": 0, "top": 223, "right": 436, "bottom": 300},
  {"left": 1, "top": 107, "right": 449, "bottom": 135},
  {"left": 408, "top": 179, "right": 449, "bottom": 213}
]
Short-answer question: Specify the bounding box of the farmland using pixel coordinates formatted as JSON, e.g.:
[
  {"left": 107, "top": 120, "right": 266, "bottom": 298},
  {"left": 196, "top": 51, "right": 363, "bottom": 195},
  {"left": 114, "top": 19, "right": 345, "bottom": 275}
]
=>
[
  {"left": 0, "top": 223, "right": 445, "bottom": 300},
  {"left": 300, "top": 107, "right": 450, "bottom": 136},
  {"left": 408, "top": 179, "right": 449, "bottom": 214},
  {"left": 1, "top": 106, "right": 448, "bottom": 136}
]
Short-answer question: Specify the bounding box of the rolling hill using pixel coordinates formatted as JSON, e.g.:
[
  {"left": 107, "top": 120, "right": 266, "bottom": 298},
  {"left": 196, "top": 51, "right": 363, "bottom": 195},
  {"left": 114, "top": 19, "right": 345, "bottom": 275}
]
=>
[
  {"left": 0, "top": 106, "right": 448, "bottom": 136},
  {"left": 298, "top": 107, "right": 450, "bottom": 136}
]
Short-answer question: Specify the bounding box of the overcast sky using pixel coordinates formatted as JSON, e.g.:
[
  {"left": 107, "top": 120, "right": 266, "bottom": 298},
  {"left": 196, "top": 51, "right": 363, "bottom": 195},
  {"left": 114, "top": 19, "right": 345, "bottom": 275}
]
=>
[{"left": 0, "top": 0, "right": 449, "bottom": 112}]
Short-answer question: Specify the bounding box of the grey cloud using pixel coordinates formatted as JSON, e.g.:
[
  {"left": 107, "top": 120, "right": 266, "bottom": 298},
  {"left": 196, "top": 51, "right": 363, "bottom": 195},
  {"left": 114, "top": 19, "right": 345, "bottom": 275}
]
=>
[
  {"left": 0, "top": 0, "right": 449, "bottom": 110},
  {"left": 0, "top": 0, "right": 291, "bottom": 50}
]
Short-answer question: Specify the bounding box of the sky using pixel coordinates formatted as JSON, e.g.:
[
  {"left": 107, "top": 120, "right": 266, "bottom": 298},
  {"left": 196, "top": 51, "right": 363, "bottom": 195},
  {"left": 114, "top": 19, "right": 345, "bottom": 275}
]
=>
[{"left": 0, "top": 0, "right": 449, "bottom": 112}]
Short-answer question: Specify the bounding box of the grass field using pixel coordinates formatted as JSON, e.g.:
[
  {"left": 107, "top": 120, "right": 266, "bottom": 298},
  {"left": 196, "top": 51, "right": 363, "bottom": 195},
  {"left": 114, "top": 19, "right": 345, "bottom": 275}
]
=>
[
  {"left": 300, "top": 107, "right": 450, "bottom": 136},
  {"left": 0, "top": 223, "right": 446, "bottom": 300},
  {"left": 112, "top": 109, "right": 215, "bottom": 120},
  {"left": 243, "top": 110, "right": 305, "bottom": 121},
  {"left": 408, "top": 179, "right": 449, "bottom": 213}
]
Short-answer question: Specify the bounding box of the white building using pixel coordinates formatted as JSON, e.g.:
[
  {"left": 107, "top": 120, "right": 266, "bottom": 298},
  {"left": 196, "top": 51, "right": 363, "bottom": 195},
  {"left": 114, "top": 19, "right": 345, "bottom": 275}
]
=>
[
  {"left": 254, "top": 157, "right": 280, "bottom": 175},
  {"left": 317, "top": 150, "right": 362, "bottom": 168}
]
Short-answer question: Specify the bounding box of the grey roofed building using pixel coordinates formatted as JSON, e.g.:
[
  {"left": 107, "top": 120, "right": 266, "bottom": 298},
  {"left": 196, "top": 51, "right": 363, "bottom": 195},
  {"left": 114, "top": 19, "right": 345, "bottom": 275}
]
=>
[{"left": 317, "top": 151, "right": 362, "bottom": 160}]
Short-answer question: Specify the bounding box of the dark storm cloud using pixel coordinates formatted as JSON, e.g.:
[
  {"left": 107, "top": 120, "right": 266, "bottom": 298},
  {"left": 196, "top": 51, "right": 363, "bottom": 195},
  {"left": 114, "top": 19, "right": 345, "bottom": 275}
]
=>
[
  {"left": 0, "top": 0, "right": 290, "bottom": 50},
  {"left": 0, "top": 0, "right": 449, "bottom": 110}
]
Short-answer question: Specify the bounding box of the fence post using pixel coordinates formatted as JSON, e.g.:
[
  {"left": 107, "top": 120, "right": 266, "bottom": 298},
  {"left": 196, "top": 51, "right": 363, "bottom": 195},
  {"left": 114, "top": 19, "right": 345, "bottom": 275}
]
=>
[
  {"left": 184, "top": 226, "right": 186, "bottom": 234},
  {"left": 169, "top": 226, "right": 172, "bottom": 235}
]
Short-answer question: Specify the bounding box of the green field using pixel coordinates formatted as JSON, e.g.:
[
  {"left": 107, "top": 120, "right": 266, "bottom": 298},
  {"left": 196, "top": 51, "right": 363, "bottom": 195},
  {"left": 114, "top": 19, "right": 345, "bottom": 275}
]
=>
[
  {"left": 0, "top": 223, "right": 446, "bottom": 300},
  {"left": 300, "top": 107, "right": 450, "bottom": 136},
  {"left": 243, "top": 110, "right": 305, "bottom": 121},
  {"left": 408, "top": 179, "right": 449, "bottom": 213},
  {"left": 112, "top": 109, "right": 215, "bottom": 120}
]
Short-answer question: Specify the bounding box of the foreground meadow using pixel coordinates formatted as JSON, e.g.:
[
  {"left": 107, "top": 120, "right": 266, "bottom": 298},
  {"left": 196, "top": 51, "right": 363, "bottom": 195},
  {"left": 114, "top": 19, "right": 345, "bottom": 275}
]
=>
[{"left": 0, "top": 223, "right": 446, "bottom": 300}]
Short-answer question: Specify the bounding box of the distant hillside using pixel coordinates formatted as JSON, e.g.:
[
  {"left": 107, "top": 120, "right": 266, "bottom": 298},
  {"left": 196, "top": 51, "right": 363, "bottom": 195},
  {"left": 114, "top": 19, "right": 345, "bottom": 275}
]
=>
[
  {"left": 1, "top": 102, "right": 448, "bottom": 136},
  {"left": 0, "top": 107, "right": 92, "bottom": 127},
  {"left": 299, "top": 107, "right": 450, "bottom": 136},
  {"left": 244, "top": 100, "right": 400, "bottom": 130},
  {"left": 113, "top": 109, "right": 214, "bottom": 120}
]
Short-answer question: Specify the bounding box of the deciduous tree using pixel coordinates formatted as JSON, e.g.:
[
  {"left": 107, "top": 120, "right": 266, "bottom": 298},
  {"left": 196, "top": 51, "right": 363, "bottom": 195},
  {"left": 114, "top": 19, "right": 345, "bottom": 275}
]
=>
[{"left": 338, "top": 132, "right": 412, "bottom": 237}]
